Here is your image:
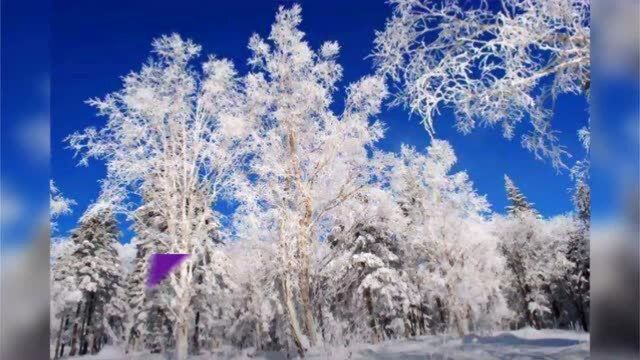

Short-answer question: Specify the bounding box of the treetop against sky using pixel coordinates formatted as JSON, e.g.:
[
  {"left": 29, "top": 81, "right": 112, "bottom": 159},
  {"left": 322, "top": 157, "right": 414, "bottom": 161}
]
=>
[{"left": 50, "top": 0, "right": 588, "bottom": 242}]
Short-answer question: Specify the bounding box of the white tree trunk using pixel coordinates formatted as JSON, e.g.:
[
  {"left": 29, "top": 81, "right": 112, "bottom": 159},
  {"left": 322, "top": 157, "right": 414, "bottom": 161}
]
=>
[
  {"left": 175, "top": 320, "right": 189, "bottom": 360},
  {"left": 287, "top": 128, "right": 317, "bottom": 347},
  {"left": 282, "top": 276, "right": 306, "bottom": 357},
  {"left": 298, "top": 244, "right": 317, "bottom": 346}
]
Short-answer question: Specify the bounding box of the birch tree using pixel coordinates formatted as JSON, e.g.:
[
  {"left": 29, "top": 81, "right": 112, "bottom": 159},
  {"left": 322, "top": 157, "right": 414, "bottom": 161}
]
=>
[
  {"left": 233, "top": 5, "right": 387, "bottom": 354},
  {"left": 66, "top": 34, "right": 247, "bottom": 360},
  {"left": 374, "top": 0, "right": 590, "bottom": 169}
]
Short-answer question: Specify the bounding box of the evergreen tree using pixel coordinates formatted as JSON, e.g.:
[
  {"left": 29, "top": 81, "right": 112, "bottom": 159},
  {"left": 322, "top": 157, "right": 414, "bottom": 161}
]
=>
[
  {"left": 60, "top": 203, "right": 123, "bottom": 356},
  {"left": 498, "top": 179, "right": 574, "bottom": 330},
  {"left": 189, "top": 205, "right": 237, "bottom": 354},
  {"left": 51, "top": 241, "right": 82, "bottom": 359},
  {"left": 123, "top": 235, "right": 148, "bottom": 352},
  {"left": 565, "top": 177, "right": 590, "bottom": 331},
  {"left": 103, "top": 275, "right": 128, "bottom": 347},
  {"left": 504, "top": 175, "right": 539, "bottom": 217},
  {"left": 499, "top": 177, "right": 545, "bottom": 329},
  {"left": 124, "top": 187, "right": 237, "bottom": 355},
  {"left": 50, "top": 181, "right": 78, "bottom": 359},
  {"left": 324, "top": 221, "right": 418, "bottom": 342},
  {"left": 124, "top": 200, "right": 172, "bottom": 354},
  {"left": 123, "top": 235, "right": 154, "bottom": 353}
]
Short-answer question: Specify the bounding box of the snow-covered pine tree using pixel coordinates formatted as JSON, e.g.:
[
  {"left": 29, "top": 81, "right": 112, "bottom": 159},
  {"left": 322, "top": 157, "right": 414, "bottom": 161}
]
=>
[
  {"left": 103, "top": 273, "right": 128, "bottom": 347},
  {"left": 497, "top": 178, "right": 573, "bottom": 329},
  {"left": 122, "top": 235, "right": 150, "bottom": 353},
  {"left": 63, "top": 203, "right": 123, "bottom": 355},
  {"left": 189, "top": 204, "right": 237, "bottom": 354},
  {"left": 567, "top": 136, "right": 591, "bottom": 331},
  {"left": 51, "top": 240, "right": 83, "bottom": 359},
  {"left": 122, "top": 235, "right": 147, "bottom": 353},
  {"left": 50, "top": 180, "right": 78, "bottom": 359},
  {"left": 124, "top": 197, "right": 172, "bottom": 354},
  {"left": 326, "top": 223, "right": 417, "bottom": 342},
  {"left": 497, "top": 209, "right": 544, "bottom": 327},
  {"left": 504, "top": 175, "right": 539, "bottom": 217},
  {"left": 320, "top": 188, "right": 418, "bottom": 344},
  {"left": 501, "top": 175, "right": 571, "bottom": 329}
]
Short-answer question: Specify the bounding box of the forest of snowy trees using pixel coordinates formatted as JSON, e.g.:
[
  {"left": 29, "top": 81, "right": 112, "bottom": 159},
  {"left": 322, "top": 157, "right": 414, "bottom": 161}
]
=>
[{"left": 50, "top": 1, "right": 590, "bottom": 359}]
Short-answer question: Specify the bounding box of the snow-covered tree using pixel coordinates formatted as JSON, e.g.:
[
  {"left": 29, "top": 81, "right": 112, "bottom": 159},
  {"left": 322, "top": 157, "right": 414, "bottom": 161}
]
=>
[
  {"left": 233, "top": 5, "right": 387, "bottom": 354},
  {"left": 123, "top": 199, "right": 171, "bottom": 354},
  {"left": 54, "top": 4, "right": 592, "bottom": 357},
  {"left": 495, "top": 178, "right": 573, "bottom": 329},
  {"left": 320, "top": 188, "right": 419, "bottom": 343},
  {"left": 543, "top": 214, "right": 585, "bottom": 329},
  {"left": 188, "top": 207, "right": 237, "bottom": 354},
  {"left": 50, "top": 180, "right": 78, "bottom": 359},
  {"left": 102, "top": 274, "right": 128, "bottom": 348},
  {"left": 51, "top": 202, "right": 123, "bottom": 357},
  {"left": 121, "top": 236, "right": 150, "bottom": 354},
  {"left": 51, "top": 241, "right": 82, "bottom": 359},
  {"left": 76, "top": 204, "right": 122, "bottom": 355},
  {"left": 226, "top": 235, "right": 285, "bottom": 352},
  {"left": 388, "top": 140, "right": 509, "bottom": 335},
  {"left": 50, "top": 180, "right": 76, "bottom": 233},
  {"left": 564, "top": 127, "right": 590, "bottom": 330},
  {"left": 374, "top": 0, "right": 590, "bottom": 169},
  {"left": 504, "top": 175, "right": 539, "bottom": 217},
  {"left": 563, "top": 192, "right": 590, "bottom": 331},
  {"left": 67, "top": 33, "right": 247, "bottom": 360}
]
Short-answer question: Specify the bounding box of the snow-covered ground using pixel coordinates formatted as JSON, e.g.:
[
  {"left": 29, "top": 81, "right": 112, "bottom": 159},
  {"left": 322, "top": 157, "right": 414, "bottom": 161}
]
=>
[{"left": 69, "top": 328, "right": 589, "bottom": 359}]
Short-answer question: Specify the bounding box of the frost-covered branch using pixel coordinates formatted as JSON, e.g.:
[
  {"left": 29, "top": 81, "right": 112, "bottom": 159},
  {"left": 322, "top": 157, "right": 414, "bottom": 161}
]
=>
[
  {"left": 374, "top": 0, "right": 590, "bottom": 169},
  {"left": 50, "top": 180, "right": 76, "bottom": 232}
]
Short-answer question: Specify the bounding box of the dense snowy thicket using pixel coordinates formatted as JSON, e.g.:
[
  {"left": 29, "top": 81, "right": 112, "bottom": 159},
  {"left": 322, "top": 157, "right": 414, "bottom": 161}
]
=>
[{"left": 51, "top": 4, "right": 590, "bottom": 360}]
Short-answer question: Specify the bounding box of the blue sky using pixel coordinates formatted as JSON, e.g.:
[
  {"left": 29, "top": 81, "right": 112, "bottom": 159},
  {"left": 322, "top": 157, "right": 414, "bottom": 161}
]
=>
[
  {"left": 1, "top": 0, "right": 50, "bottom": 248},
  {"left": 41, "top": 0, "right": 589, "bottom": 243}
]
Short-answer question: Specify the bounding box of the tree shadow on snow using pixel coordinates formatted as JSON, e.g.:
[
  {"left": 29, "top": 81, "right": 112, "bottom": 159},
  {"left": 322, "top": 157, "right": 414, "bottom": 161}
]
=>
[{"left": 463, "top": 334, "right": 584, "bottom": 347}]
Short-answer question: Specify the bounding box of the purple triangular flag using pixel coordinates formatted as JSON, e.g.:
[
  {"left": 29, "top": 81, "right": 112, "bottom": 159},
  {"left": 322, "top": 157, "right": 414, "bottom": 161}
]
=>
[{"left": 148, "top": 253, "right": 189, "bottom": 287}]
